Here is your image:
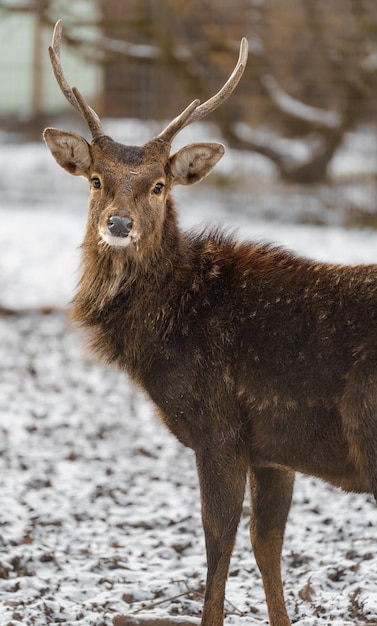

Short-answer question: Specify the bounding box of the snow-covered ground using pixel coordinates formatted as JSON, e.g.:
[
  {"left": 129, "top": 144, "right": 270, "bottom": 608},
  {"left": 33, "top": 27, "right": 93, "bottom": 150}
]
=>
[{"left": 0, "top": 122, "right": 377, "bottom": 625}]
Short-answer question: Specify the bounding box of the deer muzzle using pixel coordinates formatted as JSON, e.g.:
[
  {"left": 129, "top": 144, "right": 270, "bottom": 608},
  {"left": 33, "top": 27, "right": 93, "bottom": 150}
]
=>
[{"left": 107, "top": 215, "right": 134, "bottom": 238}]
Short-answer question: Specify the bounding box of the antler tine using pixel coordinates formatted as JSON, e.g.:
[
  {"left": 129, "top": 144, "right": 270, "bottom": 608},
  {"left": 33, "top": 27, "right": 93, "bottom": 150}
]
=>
[
  {"left": 72, "top": 86, "right": 104, "bottom": 138},
  {"left": 48, "top": 20, "right": 104, "bottom": 138},
  {"left": 156, "top": 99, "right": 201, "bottom": 144},
  {"left": 157, "top": 37, "right": 248, "bottom": 144}
]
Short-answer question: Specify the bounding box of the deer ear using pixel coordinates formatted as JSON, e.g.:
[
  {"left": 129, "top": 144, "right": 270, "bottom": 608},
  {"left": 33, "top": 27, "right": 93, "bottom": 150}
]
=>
[
  {"left": 169, "top": 142, "right": 225, "bottom": 186},
  {"left": 43, "top": 128, "right": 92, "bottom": 176}
]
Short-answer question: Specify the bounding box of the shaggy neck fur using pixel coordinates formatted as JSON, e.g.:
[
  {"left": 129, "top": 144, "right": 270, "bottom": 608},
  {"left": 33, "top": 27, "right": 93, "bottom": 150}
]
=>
[{"left": 70, "top": 195, "right": 191, "bottom": 323}]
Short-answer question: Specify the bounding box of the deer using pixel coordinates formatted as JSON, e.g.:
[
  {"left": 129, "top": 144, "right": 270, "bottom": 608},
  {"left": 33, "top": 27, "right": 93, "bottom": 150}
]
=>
[{"left": 43, "top": 20, "right": 377, "bottom": 626}]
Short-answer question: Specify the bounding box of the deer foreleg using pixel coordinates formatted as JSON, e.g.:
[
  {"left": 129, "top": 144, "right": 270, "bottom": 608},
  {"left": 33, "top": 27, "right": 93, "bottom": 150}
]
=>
[
  {"left": 249, "top": 467, "right": 294, "bottom": 626},
  {"left": 196, "top": 447, "right": 247, "bottom": 626}
]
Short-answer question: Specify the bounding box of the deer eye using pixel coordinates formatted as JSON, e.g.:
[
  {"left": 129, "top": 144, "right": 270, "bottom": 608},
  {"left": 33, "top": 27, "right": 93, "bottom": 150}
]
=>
[
  {"left": 91, "top": 176, "right": 102, "bottom": 189},
  {"left": 152, "top": 182, "right": 164, "bottom": 195}
]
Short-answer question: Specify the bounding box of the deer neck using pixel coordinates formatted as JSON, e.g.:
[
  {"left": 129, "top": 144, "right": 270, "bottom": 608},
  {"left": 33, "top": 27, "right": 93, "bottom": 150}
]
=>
[{"left": 71, "top": 196, "right": 191, "bottom": 320}]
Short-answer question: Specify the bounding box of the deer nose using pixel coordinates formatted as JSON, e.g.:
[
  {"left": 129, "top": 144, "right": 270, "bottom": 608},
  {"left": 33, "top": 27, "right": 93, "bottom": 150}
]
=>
[{"left": 107, "top": 215, "right": 133, "bottom": 238}]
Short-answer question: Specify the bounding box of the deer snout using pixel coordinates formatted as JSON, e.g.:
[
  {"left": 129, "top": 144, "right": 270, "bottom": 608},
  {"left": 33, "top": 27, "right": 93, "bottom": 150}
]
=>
[{"left": 107, "top": 215, "right": 134, "bottom": 238}]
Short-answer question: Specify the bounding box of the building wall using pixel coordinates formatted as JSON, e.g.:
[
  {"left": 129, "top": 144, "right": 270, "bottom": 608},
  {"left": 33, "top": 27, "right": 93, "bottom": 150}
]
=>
[{"left": 0, "top": 6, "right": 101, "bottom": 118}]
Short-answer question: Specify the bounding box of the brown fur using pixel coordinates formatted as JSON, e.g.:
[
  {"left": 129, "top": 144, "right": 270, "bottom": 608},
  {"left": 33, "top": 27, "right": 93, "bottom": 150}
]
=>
[{"left": 43, "top": 127, "right": 377, "bottom": 626}]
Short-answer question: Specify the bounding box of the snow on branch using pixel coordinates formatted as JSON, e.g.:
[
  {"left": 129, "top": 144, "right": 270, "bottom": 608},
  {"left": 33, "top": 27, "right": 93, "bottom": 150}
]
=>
[
  {"left": 233, "top": 122, "right": 325, "bottom": 168},
  {"left": 90, "top": 36, "right": 162, "bottom": 60},
  {"left": 92, "top": 36, "right": 197, "bottom": 63},
  {"left": 262, "top": 74, "right": 342, "bottom": 130}
]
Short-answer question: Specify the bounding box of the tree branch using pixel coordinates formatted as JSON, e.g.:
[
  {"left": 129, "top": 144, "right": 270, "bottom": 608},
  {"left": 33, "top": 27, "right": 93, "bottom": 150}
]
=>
[{"left": 261, "top": 75, "right": 341, "bottom": 131}]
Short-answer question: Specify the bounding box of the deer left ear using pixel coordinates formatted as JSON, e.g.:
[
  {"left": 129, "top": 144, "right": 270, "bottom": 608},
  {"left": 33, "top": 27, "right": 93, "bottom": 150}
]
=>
[{"left": 169, "top": 143, "right": 225, "bottom": 186}]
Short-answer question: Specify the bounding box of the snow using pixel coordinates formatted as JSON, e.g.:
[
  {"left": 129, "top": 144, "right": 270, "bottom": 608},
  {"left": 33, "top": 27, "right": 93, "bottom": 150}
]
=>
[{"left": 0, "top": 122, "right": 377, "bottom": 625}]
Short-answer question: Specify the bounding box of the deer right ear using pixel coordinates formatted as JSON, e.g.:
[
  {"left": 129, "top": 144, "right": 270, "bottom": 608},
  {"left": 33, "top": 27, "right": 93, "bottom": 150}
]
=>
[{"left": 43, "top": 128, "right": 92, "bottom": 176}]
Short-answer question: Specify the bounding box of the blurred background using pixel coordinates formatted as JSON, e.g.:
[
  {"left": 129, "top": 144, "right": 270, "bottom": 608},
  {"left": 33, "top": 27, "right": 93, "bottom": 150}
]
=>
[{"left": 0, "top": 0, "right": 377, "bottom": 309}]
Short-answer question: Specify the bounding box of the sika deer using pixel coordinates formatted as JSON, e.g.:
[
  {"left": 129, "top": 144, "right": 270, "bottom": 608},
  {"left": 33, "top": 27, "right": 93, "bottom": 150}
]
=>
[{"left": 44, "top": 21, "right": 376, "bottom": 626}]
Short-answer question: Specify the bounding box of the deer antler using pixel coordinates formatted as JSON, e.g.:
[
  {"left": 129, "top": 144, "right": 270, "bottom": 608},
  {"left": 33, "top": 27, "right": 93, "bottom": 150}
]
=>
[
  {"left": 157, "top": 37, "right": 248, "bottom": 144},
  {"left": 49, "top": 21, "right": 247, "bottom": 143},
  {"left": 49, "top": 20, "right": 104, "bottom": 138}
]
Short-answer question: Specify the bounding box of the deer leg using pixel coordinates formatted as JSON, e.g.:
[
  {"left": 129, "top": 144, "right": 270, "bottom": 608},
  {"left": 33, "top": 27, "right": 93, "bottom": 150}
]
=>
[
  {"left": 196, "top": 447, "right": 247, "bottom": 626},
  {"left": 249, "top": 467, "right": 294, "bottom": 626}
]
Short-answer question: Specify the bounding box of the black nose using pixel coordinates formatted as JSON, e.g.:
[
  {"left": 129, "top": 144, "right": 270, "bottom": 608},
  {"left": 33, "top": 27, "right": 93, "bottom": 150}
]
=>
[{"left": 107, "top": 215, "right": 133, "bottom": 238}]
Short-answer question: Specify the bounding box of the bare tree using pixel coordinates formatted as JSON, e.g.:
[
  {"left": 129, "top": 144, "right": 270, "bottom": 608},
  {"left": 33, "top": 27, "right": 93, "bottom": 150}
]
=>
[{"left": 223, "top": 0, "right": 377, "bottom": 183}]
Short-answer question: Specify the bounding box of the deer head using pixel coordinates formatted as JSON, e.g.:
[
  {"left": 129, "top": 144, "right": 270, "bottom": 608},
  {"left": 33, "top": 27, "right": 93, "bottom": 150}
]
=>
[{"left": 43, "top": 21, "right": 248, "bottom": 254}]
